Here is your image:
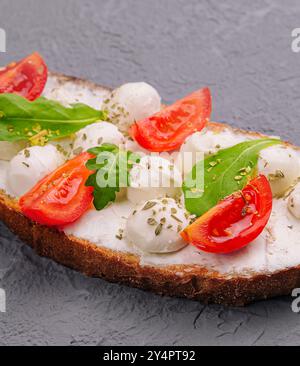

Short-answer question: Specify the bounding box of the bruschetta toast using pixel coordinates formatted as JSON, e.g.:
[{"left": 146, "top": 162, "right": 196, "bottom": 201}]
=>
[{"left": 1, "top": 54, "right": 300, "bottom": 306}]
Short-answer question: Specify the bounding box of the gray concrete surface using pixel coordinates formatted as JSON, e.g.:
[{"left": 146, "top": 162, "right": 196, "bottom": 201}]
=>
[{"left": 0, "top": 0, "right": 300, "bottom": 346}]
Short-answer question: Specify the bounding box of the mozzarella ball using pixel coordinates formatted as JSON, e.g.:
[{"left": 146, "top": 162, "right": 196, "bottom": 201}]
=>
[
  {"left": 127, "top": 155, "right": 182, "bottom": 204},
  {"left": 50, "top": 136, "right": 75, "bottom": 159},
  {"left": 124, "top": 138, "right": 148, "bottom": 157},
  {"left": 180, "top": 128, "right": 247, "bottom": 156},
  {"left": 7, "top": 145, "right": 65, "bottom": 197},
  {"left": 178, "top": 129, "right": 248, "bottom": 176},
  {"left": 288, "top": 183, "right": 300, "bottom": 219},
  {"left": 105, "top": 82, "right": 161, "bottom": 134},
  {"left": 0, "top": 141, "right": 26, "bottom": 161},
  {"left": 258, "top": 145, "right": 300, "bottom": 197},
  {"left": 72, "top": 121, "right": 125, "bottom": 155},
  {"left": 126, "top": 197, "right": 189, "bottom": 253}
]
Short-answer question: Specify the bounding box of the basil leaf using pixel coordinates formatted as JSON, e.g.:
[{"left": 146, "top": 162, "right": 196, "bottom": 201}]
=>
[
  {"left": 0, "top": 94, "right": 107, "bottom": 144},
  {"left": 183, "top": 138, "right": 282, "bottom": 216},
  {"left": 86, "top": 174, "right": 118, "bottom": 210},
  {"left": 86, "top": 144, "right": 140, "bottom": 210}
]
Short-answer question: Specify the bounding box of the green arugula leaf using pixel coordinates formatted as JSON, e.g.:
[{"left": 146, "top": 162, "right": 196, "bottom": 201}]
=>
[
  {"left": 183, "top": 138, "right": 282, "bottom": 216},
  {"left": 86, "top": 143, "right": 140, "bottom": 210},
  {"left": 0, "top": 93, "right": 107, "bottom": 144}
]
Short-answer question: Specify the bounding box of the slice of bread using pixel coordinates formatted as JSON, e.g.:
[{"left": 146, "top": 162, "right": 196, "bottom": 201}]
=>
[{"left": 0, "top": 72, "right": 299, "bottom": 306}]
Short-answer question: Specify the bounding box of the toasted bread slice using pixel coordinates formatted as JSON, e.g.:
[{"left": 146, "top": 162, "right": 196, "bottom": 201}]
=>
[{"left": 0, "top": 72, "right": 299, "bottom": 306}]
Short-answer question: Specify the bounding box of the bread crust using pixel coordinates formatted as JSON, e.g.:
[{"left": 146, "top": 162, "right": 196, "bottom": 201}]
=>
[
  {"left": 1, "top": 191, "right": 300, "bottom": 306},
  {"left": 1, "top": 73, "right": 299, "bottom": 306}
]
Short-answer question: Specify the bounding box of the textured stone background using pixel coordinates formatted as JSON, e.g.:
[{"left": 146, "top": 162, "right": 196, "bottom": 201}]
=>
[{"left": 0, "top": 0, "right": 300, "bottom": 346}]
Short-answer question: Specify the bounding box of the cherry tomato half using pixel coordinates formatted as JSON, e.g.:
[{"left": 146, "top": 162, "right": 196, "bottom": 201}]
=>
[
  {"left": 19, "top": 152, "right": 94, "bottom": 227},
  {"left": 180, "top": 175, "right": 273, "bottom": 254},
  {"left": 0, "top": 52, "right": 47, "bottom": 100},
  {"left": 130, "top": 87, "right": 211, "bottom": 152}
]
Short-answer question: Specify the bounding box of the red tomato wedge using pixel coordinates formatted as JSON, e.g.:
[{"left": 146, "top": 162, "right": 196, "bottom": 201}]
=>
[
  {"left": 19, "top": 152, "right": 94, "bottom": 227},
  {"left": 0, "top": 52, "right": 47, "bottom": 100},
  {"left": 180, "top": 175, "right": 272, "bottom": 254},
  {"left": 130, "top": 87, "right": 211, "bottom": 152}
]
